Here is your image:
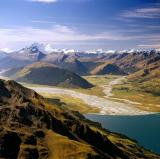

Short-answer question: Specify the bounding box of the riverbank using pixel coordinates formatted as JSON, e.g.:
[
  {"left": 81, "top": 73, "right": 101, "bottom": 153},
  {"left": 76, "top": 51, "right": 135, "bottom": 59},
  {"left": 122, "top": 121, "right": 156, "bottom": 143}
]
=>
[
  {"left": 25, "top": 76, "right": 154, "bottom": 115},
  {"left": 0, "top": 74, "right": 158, "bottom": 115}
]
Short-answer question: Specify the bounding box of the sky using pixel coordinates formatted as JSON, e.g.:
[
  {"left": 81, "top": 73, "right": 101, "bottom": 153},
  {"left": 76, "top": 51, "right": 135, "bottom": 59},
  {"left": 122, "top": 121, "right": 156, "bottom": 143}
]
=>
[{"left": 0, "top": 0, "right": 160, "bottom": 51}]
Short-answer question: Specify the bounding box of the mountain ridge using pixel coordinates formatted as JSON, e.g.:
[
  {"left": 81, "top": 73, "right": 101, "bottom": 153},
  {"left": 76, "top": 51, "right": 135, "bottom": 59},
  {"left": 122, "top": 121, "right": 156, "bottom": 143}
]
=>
[
  {"left": 6, "top": 62, "right": 93, "bottom": 89},
  {"left": 0, "top": 78, "right": 159, "bottom": 159}
]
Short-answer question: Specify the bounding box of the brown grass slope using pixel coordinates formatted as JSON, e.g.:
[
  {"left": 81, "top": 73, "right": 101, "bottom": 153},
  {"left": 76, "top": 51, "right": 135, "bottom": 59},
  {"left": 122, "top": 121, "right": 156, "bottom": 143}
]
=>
[
  {"left": 90, "top": 51, "right": 160, "bottom": 74},
  {"left": 113, "top": 51, "right": 160, "bottom": 73},
  {"left": 60, "top": 59, "right": 89, "bottom": 76},
  {"left": 91, "top": 63, "right": 126, "bottom": 75},
  {"left": 127, "top": 60, "right": 160, "bottom": 96},
  {"left": 0, "top": 79, "right": 159, "bottom": 159},
  {"left": 13, "top": 62, "right": 93, "bottom": 89}
]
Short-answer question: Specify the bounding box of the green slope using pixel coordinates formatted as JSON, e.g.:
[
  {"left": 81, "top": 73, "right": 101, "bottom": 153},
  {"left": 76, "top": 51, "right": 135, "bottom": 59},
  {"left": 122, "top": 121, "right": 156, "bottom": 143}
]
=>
[{"left": 13, "top": 62, "right": 93, "bottom": 89}]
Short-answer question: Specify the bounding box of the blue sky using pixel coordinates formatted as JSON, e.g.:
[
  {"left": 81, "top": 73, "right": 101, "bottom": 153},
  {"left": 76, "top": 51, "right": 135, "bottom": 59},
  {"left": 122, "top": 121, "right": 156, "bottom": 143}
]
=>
[{"left": 0, "top": 0, "right": 160, "bottom": 51}]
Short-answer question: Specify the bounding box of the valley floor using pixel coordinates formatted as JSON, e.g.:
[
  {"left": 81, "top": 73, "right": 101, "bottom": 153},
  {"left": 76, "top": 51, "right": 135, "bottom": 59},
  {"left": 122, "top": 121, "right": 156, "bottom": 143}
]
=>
[
  {"left": 1, "top": 73, "right": 159, "bottom": 115},
  {"left": 111, "top": 77, "right": 160, "bottom": 112},
  {"left": 23, "top": 75, "right": 158, "bottom": 115}
]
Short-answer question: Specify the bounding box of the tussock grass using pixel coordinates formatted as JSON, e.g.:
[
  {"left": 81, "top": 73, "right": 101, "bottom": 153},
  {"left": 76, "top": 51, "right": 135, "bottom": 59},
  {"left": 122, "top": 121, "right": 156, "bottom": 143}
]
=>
[
  {"left": 112, "top": 75, "right": 160, "bottom": 112},
  {"left": 84, "top": 75, "right": 119, "bottom": 86},
  {"left": 39, "top": 93, "right": 100, "bottom": 114},
  {"left": 45, "top": 130, "right": 97, "bottom": 159}
]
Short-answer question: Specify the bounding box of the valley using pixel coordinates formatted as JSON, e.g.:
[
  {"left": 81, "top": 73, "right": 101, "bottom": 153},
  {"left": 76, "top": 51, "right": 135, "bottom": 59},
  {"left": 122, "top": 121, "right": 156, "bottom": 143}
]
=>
[
  {"left": 1, "top": 0, "right": 160, "bottom": 158},
  {"left": 0, "top": 44, "right": 160, "bottom": 158},
  {"left": 1, "top": 67, "right": 159, "bottom": 115},
  {"left": 111, "top": 78, "right": 160, "bottom": 112},
  {"left": 22, "top": 75, "right": 156, "bottom": 115}
]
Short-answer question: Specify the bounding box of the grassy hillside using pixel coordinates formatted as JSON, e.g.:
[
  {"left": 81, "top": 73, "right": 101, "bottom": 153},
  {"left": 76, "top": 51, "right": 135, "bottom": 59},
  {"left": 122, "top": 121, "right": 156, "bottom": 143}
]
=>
[
  {"left": 60, "top": 59, "right": 89, "bottom": 75},
  {"left": 89, "top": 51, "right": 160, "bottom": 74},
  {"left": 113, "top": 51, "right": 160, "bottom": 73},
  {"left": 111, "top": 61, "right": 160, "bottom": 111},
  {"left": 91, "top": 63, "right": 126, "bottom": 75},
  {"left": 128, "top": 61, "right": 160, "bottom": 96},
  {"left": 0, "top": 79, "right": 159, "bottom": 159},
  {"left": 12, "top": 62, "right": 93, "bottom": 89}
]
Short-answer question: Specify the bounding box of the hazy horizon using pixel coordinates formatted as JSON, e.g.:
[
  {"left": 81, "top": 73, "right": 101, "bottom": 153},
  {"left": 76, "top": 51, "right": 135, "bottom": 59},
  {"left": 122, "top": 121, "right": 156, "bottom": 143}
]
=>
[{"left": 0, "top": 0, "right": 160, "bottom": 51}]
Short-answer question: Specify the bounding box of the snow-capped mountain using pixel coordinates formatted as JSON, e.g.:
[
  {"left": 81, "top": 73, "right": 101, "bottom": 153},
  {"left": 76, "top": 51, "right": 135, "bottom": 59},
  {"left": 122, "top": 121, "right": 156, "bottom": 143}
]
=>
[{"left": 0, "top": 43, "right": 160, "bottom": 75}]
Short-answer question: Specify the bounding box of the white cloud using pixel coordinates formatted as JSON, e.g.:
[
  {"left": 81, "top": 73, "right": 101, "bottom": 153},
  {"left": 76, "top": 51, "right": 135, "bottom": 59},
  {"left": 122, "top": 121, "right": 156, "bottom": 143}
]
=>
[
  {"left": 0, "top": 24, "right": 159, "bottom": 49},
  {"left": 105, "top": 50, "right": 116, "bottom": 54},
  {"left": 44, "top": 44, "right": 56, "bottom": 53},
  {"left": 121, "top": 6, "right": 160, "bottom": 19},
  {"left": 0, "top": 25, "right": 129, "bottom": 48},
  {"left": 128, "top": 49, "right": 137, "bottom": 53},
  {"left": 31, "top": 20, "right": 56, "bottom": 24},
  {"left": 138, "top": 44, "right": 160, "bottom": 49},
  {"left": 28, "top": 0, "right": 58, "bottom": 3},
  {"left": 0, "top": 48, "right": 14, "bottom": 53}
]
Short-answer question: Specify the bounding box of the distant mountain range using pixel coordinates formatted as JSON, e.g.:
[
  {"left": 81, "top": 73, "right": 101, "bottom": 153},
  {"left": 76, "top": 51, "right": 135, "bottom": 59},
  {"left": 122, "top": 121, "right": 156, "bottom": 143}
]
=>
[
  {"left": 1, "top": 43, "right": 160, "bottom": 89},
  {"left": 0, "top": 44, "right": 160, "bottom": 158}
]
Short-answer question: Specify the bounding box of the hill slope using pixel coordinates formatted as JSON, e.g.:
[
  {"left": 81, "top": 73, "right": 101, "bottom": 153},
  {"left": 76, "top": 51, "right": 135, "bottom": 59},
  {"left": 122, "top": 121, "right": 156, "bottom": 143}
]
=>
[
  {"left": 111, "top": 50, "right": 160, "bottom": 73},
  {"left": 127, "top": 60, "right": 160, "bottom": 96},
  {"left": 13, "top": 62, "right": 93, "bottom": 89},
  {"left": 0, "top": 79, "right": 159, "bottom": 159},
  {"left": 60, "top": 59, "right": 89, "bottom": 75},
  {"left": 91, "top": 63, "right": 126, "bottom": 75}
]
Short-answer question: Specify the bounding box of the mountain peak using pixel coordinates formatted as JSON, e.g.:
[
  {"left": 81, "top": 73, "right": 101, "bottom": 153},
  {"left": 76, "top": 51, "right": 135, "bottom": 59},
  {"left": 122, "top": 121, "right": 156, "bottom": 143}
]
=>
[{"left": 24, "top": 43, "right": 45, "bottom": 54}]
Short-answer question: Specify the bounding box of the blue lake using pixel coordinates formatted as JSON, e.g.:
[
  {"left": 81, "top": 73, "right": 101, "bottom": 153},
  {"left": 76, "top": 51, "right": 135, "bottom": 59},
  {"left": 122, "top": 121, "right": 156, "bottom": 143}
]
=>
[{"left": 85, "top": 114, "right": 160, "bottom": 154}]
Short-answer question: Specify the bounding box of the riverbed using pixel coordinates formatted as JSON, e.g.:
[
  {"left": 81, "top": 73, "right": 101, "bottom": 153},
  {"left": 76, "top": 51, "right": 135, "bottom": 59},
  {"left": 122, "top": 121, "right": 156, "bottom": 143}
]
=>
[{"left": 26, "top": 76, "right": 153, "bottom": 115}]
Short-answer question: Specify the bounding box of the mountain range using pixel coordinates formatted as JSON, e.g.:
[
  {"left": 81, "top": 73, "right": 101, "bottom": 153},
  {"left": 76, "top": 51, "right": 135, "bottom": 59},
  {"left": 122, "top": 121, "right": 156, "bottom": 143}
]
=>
[
  {"left": 1, "top": 44, "right": 160, "bottom": 76},
  {"left": 1, "top": 43, "right": 160, "bottom": 93},
  {"left": 0, "top": 43, "right": 160, "bottom": 93},
  {"left": 0, "top": 43, "right": 160, "bottom": 158}
]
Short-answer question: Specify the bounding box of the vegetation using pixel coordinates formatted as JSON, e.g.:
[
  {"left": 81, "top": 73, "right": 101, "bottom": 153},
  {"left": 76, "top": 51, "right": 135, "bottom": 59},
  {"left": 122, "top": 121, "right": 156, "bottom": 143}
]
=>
[
  {"left": 84, "top": 75, "right": 119, "bottom": 85},
  {"left": 22, "top": 75, "right": 119, "bottom": 98},
  {"left": 0, "top": 79, "right": 159, "bottom": 158},
  {"left": 91, "top": 63, "right": 126, "bottom": 75},
  {"left": 45, "top": 130, "right": 97, "bottom": 159},
  {"left": 22, "top": 73, "right": 160, "bottom": 113},
  {"left": 128, "top": 66, "right": 160, "bottom": 96},
  {"left": 112, "top": 73, "right": 160, "bottom": 112},
  {"left": 72, "top": 86, "right": 105, "bottom": 97},
  {"left": 40, "top": 93, "right": 100, "bottom": 114},
  {"left": 13, "top": 62, "right": 94, "bottom": 89}
]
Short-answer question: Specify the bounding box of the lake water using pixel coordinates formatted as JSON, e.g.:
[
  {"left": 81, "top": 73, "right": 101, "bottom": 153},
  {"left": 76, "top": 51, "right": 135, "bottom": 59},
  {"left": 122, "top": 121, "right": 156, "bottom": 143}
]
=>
[{"left": 85, "top": 114, "right": 160, "bottom": 154}]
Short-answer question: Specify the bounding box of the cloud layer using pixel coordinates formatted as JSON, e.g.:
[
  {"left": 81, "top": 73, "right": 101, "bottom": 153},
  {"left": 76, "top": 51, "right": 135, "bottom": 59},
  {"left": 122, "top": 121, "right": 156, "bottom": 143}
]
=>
[
  {"left": 0, "top": 25, "right": 127, "bottom": 48},
  {"left": 0, "top": 24, "right": 159, "bottom": 50},
  {"left": 121, "top": 6, "right": 160, "bottom": 19}
]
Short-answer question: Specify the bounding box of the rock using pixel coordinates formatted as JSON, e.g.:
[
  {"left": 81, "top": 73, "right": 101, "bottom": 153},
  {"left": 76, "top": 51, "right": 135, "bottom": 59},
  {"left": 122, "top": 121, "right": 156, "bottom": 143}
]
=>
[
  {"left": 18, "top": 147, "right": 39, "bottom": 159},
  {"left": 0, "top": 130, "right": 21, "bottom": 159}
]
